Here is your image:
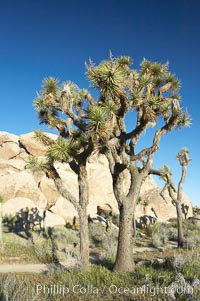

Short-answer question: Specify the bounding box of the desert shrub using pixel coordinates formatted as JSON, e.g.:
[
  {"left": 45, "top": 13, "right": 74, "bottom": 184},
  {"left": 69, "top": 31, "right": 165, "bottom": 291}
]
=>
[
  {"left": 180, "top": 220, "right": 200, "bottom": 250},
  {"left": 183, "top": 231, "right": 200, "bottom": 250},
  {"left": 168, "top": 226, "right": 178, "bottom": 241},
  {"left": 89, "top": 223, "right": 105, "bottom": 246},
  {"left": 183, "top": 219, "right": 200, "bottom": 231},
  {"left": 0, "top": 233, "right": 36, "bottom": 262},
  {"left": 151, "top": 223, "right": 169, "bottom": 247},
  {"left": 89, "top": 223, "right": 118, "bottom": 267},
  {"left": 164, "top": 254, "right": 187, "bottom": 273},
  {"left": 99, "top": 228, "right": 118, "bottom": 266},
  {"left": 112, "top": 214, "right": 119, "bottom": 227},
  {"left": 33, "top": 235, "right": 57, "bottom": 263},
  {"left": 31, "top": 227, "right": 80, "bottom": 264},
  {"left": 50, "top": 226, "right": 79, "bottom": 245},
  {"left": 182, "top": 250, "right": 200, "bottom": 279},
  {"left": 0, "top": 275, "right": 40, "bottom": 301},
  {"left": 173, "top": 254, "right": 187, "bottom": 271}
]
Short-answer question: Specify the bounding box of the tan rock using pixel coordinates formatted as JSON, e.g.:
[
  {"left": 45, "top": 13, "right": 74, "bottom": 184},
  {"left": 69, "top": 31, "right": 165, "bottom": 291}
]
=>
[
  {"left": 0, "top": 159, "right": 26, "bottom": 176},
  {"left": 2, "top": 197, "right": 66, "bottom": 227},
  {"left": 137, "top": 186, "right": 193, "bottom": 221},
  {"left": 188, "top": 215, "right": 200, "bottom": 227},
  {"left": 140, "top": 176, "right": 158, "bottom": 194},
  {"left": 0, "top": 170, "right": 47, "bottom": 208},
  {"left": 39, "top": 175, "right": 60, "bottom": 204},
  {"left": 50, "top": 197, "right": 77, "bottom": 224},
  {"left": 44, "top": 211, "right": 66, "bottom": 227},
  {"left": 2, "top": 197, "right": 36, "bottom": 216},
  {"left": 86, "top": 154, "right": 118, "bottom": 214},
  {"left": 19, "top": 132, "right": 57, "bottom": 156},
  {"left": 0, "top": 132, "right": 22, "bottom": 160},
  {"left": 54, "top": 161, "right": 78, "bottom": 199}
]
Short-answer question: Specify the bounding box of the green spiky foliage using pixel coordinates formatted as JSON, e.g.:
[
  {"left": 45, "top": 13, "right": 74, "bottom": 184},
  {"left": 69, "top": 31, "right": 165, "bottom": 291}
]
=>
[
  {"left": 87, "top": 56, "right": 129, "bottom": 99},
  {"left": 158, "top": 165, "right": 172, "bottom": 180},
  {"left": 178, "top": 111, "right": 192, "bottom": 128},
  {"left": 47, "top": 138, "right": 72, "bottom": 162},
  {"left": 34, "top": 129, "right": 52, "bottom": 145},
  {"left": 42, "top": 77, "right": 60, "bottom": 97},
  {"left": 25, "top": 155, "right": 48, "bottom": 173},
  {"left": 85, "top": 55, "right": 189, "bottom": 132},
  {"left": 177, "top": 147, "right": 191, "bottom": 166}
]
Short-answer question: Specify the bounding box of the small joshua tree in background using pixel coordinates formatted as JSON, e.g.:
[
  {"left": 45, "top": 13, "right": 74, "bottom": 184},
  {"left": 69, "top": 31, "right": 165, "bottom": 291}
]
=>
[{"left": 151, "top": 148, "right": 191, "bottom": 248}]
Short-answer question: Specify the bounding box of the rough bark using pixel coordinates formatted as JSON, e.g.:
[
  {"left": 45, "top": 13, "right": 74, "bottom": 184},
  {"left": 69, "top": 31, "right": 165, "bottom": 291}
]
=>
[
  {"left": 78, "top": 206, "right": 89, "bottom": 270},
  {"left": 114, "top": 201, "right": 135, "bottom": 272},
  {"left": 47, "top": 163, "right": 90, "bottom": 271},
  {"left": 77, "top": 164, "right": 90, "bottom": 271},
  {"left": 176, "top": 202, "right": 184, "bottom": 248},
  {"left": 114, "top": 170, "right": 143, "bottom": 271},
  {"left": 176, "top": 163, "right": 187, "bottom": 248}
]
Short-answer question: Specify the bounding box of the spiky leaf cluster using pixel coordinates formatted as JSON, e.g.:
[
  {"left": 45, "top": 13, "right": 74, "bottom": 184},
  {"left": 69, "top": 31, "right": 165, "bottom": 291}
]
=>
[
  {"left": 87, "top": 105, "right": 107, "bottom": 128},
  {"left": 42, "top": 77, "right": 60, "bottom": 97},
  {"left": 86, "top": 55, "right": 187, "bottom": 135},
  {"left": 177, "top": 111, "right": 192, "bottom": 128},
  {"left": 177, "top": 148, "right": 190, "bottom": 165},
  {"left": 159, "top": 165, "right": 172, "bottom": 180},
  {"left": 47, "top": 138, "right": 72, "bottom": 162},
  {"left": 34, "top": 130, "right": 53, "bottom": 145},
  {"left": 87, "top": 56, "right": 129, "bottom": 98},
  {"left": 25, "top": 155, "right": 48, "bottom": 173}
]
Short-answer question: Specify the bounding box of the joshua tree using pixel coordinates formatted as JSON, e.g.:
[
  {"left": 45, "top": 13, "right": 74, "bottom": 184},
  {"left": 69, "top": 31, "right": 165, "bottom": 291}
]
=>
[
  {"left": 32, "top": 54, "right": 191, "bottom": 271},
  {"left": 28, "top": 78, "right": 99, "bottom": 270},
  {"left": 151, "top": 148, "right": 191, "bottom": 248},
  {"left": 85, "top": 55, "right": 190, "bottom": 271},
  {"left": 142, "top": 199, "right": 150, "bottom": 214}
]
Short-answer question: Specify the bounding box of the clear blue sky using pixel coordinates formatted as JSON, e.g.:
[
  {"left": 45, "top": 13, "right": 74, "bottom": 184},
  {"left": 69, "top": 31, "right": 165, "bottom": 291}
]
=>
[{"left": 0, "top": 0, "right": 199, "bottom": 205}]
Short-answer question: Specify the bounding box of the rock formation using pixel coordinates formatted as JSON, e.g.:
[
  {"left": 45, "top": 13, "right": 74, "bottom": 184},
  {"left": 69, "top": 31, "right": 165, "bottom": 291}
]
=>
[{"left": 0, "top": 131, "right": 193, "bottom": 226}]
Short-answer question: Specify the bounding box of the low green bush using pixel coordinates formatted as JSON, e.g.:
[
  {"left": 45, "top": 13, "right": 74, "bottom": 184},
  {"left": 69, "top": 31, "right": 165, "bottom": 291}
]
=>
[{"left": 151, "top": 223, "right": 170, "bottom": 247}]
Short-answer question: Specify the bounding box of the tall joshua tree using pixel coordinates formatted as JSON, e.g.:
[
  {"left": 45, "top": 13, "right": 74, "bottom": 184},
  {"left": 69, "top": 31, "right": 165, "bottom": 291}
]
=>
[
  {"left": 85, "top": 55, "right": 191, "bottom": 271},
  {"left": 151, "top": 148, "right": 191, "bottom": 248},
  {"left": 29, "top": 78, "right": 102, "bottom": 271},
  {"left": 32, "top": 54, "right": 191, "bottom": 272}
]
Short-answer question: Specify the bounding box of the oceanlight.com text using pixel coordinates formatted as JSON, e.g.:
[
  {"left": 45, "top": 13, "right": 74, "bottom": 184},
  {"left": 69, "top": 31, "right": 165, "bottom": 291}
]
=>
[{"left": 36, "top": 283, "right": 193, "bottom": 297}]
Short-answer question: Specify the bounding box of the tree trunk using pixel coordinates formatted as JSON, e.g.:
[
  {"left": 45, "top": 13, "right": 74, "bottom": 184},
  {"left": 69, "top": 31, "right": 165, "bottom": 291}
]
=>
[
  {"left": 78, "top": 206, "right": 89, "bottom": 271},
  {"left": 49, "top": 163, "right": 90, "bottom": 270},
  {"left": 78, "top": 164, "right": 90, "bottom": 271},
  {"left": 176, "top": 202, "right": 184, "bottom": 248},
  {"left": 114, "top": 201, "right": 135, "bottom": 272}
]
